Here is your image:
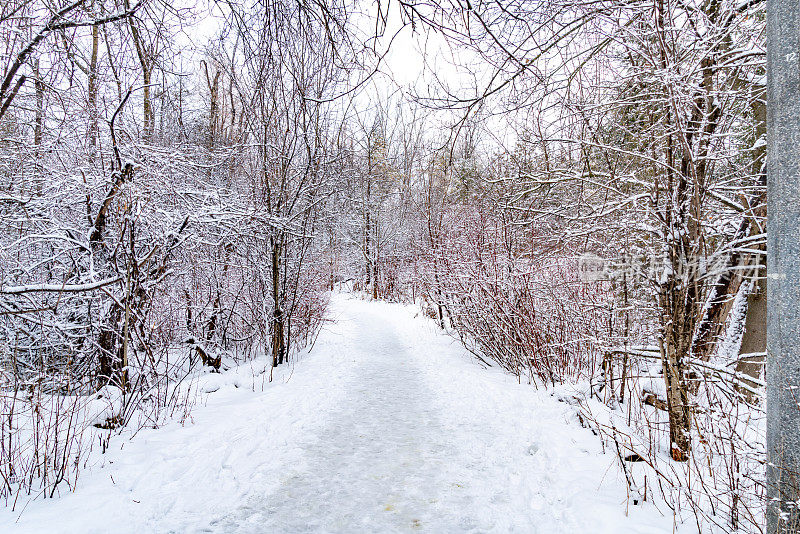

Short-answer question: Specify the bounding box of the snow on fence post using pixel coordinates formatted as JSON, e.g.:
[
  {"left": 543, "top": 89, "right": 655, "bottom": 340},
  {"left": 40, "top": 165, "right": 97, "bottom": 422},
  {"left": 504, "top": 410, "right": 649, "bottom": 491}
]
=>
[{"left": 767, "top": 0, "right": 800, "bottom": 530}]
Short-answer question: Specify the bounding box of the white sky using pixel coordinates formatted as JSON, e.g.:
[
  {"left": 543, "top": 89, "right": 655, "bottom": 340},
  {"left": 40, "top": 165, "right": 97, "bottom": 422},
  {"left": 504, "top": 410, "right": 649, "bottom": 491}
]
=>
[{"left": 173, "top": 0, "right": 514, "bottom": 155}]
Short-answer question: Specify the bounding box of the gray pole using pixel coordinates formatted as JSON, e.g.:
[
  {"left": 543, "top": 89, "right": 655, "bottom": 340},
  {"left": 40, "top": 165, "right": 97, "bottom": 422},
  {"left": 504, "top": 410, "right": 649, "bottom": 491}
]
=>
[{"left": 768, "top": 0, "right": 800, "bottom": 531}]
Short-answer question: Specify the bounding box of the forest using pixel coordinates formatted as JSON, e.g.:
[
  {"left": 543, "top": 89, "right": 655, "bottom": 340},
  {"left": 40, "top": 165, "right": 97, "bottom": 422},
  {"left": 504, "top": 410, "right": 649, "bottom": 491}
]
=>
[{"left": 0, "top": 0, "right": 782, "bottom": 532}]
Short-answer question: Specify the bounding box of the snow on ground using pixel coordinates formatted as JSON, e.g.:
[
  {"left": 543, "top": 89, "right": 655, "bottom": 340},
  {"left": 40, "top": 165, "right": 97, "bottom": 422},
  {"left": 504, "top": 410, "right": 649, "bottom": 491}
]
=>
[{"left": 1, "top": 294, "right": 681, "bottom": 533}]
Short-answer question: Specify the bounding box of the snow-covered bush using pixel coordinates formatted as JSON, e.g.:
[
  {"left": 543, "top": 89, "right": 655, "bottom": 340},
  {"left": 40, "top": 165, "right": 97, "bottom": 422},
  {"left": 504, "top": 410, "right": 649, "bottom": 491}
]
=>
[{"left": 421, "top": 197, "right": 609, "bottom": 385}]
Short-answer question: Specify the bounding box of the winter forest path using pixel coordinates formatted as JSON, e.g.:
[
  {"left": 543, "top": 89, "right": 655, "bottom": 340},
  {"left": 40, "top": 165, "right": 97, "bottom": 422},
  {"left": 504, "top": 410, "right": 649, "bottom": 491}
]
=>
[
  {"left": 4, "top": 295, "right": 676, "bottom": 534},
  {"left": 206, "top": 299, "right": 465, "bottom": 533}
]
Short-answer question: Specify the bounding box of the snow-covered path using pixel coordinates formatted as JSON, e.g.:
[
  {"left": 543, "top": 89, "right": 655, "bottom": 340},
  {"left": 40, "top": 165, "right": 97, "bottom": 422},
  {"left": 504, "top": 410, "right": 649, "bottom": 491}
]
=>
[
  {"left": 208, "top": 302, "right": 463, "bottom": 533},
  {"left": 2, "top": 295, "right": 678, "bottom": 533}
]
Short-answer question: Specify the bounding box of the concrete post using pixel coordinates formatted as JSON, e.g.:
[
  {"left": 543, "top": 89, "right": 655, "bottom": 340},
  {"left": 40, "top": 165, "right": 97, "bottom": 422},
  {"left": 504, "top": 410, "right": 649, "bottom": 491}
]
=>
[{"left": 767, "top": 0, "right": 800, "bottom": 531}]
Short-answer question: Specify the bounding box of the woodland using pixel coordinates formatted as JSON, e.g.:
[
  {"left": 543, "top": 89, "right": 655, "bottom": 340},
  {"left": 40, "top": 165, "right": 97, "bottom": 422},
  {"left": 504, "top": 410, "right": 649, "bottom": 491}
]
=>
[{"left": 0, "top": 0, "right": 769, "bottom": 531}]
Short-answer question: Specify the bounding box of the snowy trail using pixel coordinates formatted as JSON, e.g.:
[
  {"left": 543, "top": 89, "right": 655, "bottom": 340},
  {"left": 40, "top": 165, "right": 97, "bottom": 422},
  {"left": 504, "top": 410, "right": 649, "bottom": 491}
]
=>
[
  {"left": 206, "top": 306, "right": 467, "bottom": 533},
  {"left": 2, "top": 295, "right": 679, "bottom": 534}
]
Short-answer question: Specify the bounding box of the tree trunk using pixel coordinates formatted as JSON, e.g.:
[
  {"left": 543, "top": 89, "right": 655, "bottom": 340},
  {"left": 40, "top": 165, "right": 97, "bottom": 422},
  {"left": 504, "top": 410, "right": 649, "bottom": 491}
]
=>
[
  {"left": 659, "top": 301, "right": 692, "bottom": 462},
  {"left": 372, "top": 221, "right": 379, "bottom": 300},
  {"left": 271, "top": 236, "right": 285, "bottom": 367},
  {"left": 125, "top": 3, "right": 153, "bottom": 138},
  {"left": 365, "top": 209, "right": 372, "bottom": 290},
  {"left": 736, "top": 275, "right": 766, "bottom": 402},
  {"left": 87, "top": 21, "right": 100, "bottom": 154},
  {"left": 33, "top": 60, "right": 44, "bottom": 149},
  {"left": 97, "top": 305, "right": 124, "bottom": 388}
]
